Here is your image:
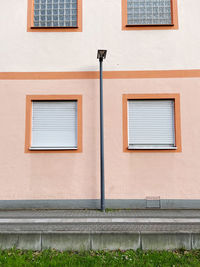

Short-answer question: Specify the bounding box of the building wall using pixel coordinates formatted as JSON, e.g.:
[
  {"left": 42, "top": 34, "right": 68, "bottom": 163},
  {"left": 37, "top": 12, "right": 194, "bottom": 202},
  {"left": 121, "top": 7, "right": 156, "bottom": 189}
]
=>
[
  {"left": 1, "top": 0, "right": 200, "bottom": 207},
  {"left": 0, "top": 0, "right": 200, "bottom": 72},
  {"left": 0, "top": 76, "right": 200, "bottom": 201}
]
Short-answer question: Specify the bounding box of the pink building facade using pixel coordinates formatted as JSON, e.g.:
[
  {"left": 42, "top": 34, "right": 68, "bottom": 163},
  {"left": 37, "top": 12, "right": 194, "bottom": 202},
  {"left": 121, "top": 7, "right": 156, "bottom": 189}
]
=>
[{"left": 0, "top": 0, "right": 200, "bottom": 209}]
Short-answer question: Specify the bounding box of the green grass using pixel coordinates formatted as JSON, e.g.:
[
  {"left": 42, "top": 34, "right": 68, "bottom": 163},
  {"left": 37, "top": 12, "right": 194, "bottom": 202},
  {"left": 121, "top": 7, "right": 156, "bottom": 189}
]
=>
[{"left": 0, "top": 249, "right": 200, "bottom": 266}]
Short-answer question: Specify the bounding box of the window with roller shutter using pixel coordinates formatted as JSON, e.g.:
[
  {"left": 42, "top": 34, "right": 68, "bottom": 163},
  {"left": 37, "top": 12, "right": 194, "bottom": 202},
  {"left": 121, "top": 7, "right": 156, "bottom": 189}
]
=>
[
  {"left": 25, "top": 95, "right": 82, "bottom": 153},
  {"left": 122, "top": 94, "right": 181, "bottom": 152}
]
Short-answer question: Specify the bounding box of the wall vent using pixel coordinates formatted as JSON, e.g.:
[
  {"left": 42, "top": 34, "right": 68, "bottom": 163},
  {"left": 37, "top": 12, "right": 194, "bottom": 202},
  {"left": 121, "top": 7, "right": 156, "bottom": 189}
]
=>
[{"left": 146, "top": 196, "right": 161, "bottom": 208}]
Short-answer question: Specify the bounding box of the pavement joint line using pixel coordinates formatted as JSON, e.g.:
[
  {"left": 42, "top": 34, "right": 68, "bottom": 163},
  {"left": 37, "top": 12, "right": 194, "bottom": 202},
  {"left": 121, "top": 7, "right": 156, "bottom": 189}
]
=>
[
  {"left": 0, "top": 231, "right": 198, "bottom": 234},
  {"left": 0, "top": 218, "right": 200, "bottom": 223},
  {"left": 2, "top": 216, "right": 200, "bottom": 219}
]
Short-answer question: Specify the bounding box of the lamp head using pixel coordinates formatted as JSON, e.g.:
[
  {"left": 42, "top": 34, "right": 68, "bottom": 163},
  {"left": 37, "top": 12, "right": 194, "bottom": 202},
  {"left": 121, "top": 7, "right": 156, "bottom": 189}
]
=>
[{"left": 97, "top": 50, "right": 107, "bottom": 60}]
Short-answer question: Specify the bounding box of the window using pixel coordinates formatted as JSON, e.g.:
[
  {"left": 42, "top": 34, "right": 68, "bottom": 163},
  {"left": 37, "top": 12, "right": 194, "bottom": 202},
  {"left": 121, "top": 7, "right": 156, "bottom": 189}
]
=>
[
  {"left": 123, "top": 94, "right": 181, "bottom": 152},
  {"left": 27, "top": 0, "right": 82, "bottom": 32},
  {"left": 25, "top": 95, "right": 82, "bottom": 153},
  {"left": 122, "top": 0, "right": 178, "bottom": 30}
]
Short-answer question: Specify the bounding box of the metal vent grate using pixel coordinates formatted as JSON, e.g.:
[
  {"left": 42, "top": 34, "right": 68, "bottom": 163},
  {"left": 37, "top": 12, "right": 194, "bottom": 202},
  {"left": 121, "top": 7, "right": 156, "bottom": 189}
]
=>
[{"left": 146, "top": 196, "right": 161, "bottom": 208}]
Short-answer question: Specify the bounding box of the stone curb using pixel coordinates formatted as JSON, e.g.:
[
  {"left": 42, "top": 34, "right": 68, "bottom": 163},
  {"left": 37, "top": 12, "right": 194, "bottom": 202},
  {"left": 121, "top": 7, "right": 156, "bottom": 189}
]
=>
[{"left": 0, "top": 232, "right": 200, "bottom": 250}]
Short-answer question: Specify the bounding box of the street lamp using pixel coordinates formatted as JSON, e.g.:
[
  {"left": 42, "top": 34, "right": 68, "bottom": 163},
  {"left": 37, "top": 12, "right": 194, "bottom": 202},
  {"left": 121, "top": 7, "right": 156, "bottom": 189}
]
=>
[{"left": 97, "top": 49, "right": 107, "bottom": 212}]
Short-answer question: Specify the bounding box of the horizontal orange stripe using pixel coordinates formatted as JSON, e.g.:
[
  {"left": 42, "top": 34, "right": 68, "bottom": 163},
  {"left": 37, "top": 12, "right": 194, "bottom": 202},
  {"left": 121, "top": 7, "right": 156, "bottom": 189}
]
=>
[{"left": 0, "top": 70, "right": 200, "bottom": 80}]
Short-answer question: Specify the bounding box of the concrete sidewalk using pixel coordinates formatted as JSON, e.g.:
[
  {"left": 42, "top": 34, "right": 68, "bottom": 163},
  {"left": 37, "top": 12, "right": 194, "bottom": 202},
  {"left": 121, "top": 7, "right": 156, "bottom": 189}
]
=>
[{"left": 0, "top": 209, "right": 200, "bottom": 250}]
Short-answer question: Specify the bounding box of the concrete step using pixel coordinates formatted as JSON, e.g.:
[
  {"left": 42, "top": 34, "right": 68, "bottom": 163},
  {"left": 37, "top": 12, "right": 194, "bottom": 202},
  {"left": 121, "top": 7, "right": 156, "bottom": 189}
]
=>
[{"left": 0, "top": 210, "right": 200, "bottom": 250}]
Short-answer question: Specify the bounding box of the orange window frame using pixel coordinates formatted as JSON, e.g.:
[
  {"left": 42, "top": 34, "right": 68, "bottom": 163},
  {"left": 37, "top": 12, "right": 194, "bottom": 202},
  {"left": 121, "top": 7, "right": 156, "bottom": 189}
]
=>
[
  {"left": 122, "top": 0, "right": 178, "bottom": 30},
  {"left": 25, "top": 95, "right": 82, "bottom": 153},
  {"left": 27, "top": 0, "right": 82, "bottom": 32},
  {"left": 122, "top": 94, "right": 182, "bottom": 152}
]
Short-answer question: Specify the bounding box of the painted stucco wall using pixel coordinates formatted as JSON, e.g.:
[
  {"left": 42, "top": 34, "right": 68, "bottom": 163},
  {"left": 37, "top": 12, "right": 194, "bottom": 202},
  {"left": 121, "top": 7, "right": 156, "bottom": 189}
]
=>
[
  {"left": 0, "top": 77, "right": 200, "bottom": 200},
  {"left": 0, "top": 0, "right": 200, "bottom": 72}
]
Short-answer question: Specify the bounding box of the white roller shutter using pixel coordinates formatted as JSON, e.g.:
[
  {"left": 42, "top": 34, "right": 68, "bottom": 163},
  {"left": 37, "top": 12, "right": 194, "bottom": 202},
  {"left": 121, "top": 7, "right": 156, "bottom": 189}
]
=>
[
  {"left": 128, "top": 99, "right": 176, "bottom": 149},
  {"left": 31, "top": 101, "right": 77, "bottom": 149}
]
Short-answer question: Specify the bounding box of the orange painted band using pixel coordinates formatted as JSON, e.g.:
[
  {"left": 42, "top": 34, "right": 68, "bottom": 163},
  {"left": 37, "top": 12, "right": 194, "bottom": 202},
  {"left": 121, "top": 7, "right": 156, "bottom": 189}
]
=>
[
  {"left": 122, "top": 94, "right": 182, "bottom": 153},
  {"left": 1, "top": 70, "right": 200, "bottom": 80},
  {"left": 25, "top": 95, "right": 83, "bottom": 153}
]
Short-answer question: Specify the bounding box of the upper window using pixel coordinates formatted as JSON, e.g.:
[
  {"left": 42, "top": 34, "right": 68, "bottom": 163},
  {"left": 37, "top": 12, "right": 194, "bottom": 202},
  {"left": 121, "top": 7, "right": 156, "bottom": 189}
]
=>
[
  {"left": 27, "top": 0, "right": 82, "bottom": 32},
  {"left": 122, "top": 0, "right": 178, "bottom": 30},
  {"left": 127, "top": 0, "right": 172, "bottom": 26},
  {"left": 123, "top": 94, "right": 181, "bottom": 152},
  {"left": 25, "top": 95, "right": 82, "bottom": 153}
]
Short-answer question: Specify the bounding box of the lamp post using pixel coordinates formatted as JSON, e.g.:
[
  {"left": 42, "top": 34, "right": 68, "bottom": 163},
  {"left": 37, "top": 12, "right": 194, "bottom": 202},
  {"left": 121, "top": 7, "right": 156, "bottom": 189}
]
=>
[{"left": 97, "top": 50, "right": 107, "bottom": 212}]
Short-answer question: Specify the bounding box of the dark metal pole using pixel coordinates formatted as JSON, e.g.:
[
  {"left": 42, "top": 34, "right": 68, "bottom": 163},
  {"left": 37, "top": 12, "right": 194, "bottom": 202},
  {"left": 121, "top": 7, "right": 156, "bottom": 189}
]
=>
[{"left": 99, "top": 58, "right": 105, "bottom": 212}]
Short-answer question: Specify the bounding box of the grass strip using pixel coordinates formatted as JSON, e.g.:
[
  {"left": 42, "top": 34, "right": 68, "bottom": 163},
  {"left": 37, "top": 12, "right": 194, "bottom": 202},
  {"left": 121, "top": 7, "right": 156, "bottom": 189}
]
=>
[{"left": 0, "top": 249, "right": 200, "bottom": 266}]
